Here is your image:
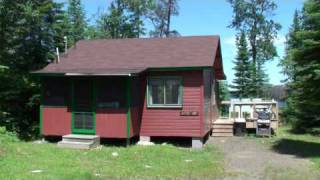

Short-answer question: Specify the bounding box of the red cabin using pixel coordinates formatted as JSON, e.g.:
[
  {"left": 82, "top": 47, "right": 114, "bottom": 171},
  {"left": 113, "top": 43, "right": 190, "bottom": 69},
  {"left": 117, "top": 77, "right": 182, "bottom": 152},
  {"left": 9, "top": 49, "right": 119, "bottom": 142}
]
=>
[{"left": 34, "top": 36, "right": 225, "bottom": 147}]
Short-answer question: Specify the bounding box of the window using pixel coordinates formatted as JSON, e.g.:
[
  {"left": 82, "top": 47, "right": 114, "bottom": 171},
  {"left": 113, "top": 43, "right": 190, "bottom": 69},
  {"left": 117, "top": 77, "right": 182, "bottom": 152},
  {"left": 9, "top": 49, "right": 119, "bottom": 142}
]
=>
[
  {"left": 43, "top": 78, "right": 69, "bottom": 106},
  {"left": 96, "top": 78, "right": 126, "bottom": 109},
  {"left": 147, "top": 77, "right": 183, "bottom": 107}
]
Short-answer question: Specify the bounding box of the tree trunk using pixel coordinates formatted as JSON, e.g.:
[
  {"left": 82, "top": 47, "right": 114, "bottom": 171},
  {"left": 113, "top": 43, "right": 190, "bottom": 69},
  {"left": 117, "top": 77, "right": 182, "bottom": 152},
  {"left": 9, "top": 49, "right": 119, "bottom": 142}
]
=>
[{"left": 166, "top": 0, "right": 172, "bottom": 37}]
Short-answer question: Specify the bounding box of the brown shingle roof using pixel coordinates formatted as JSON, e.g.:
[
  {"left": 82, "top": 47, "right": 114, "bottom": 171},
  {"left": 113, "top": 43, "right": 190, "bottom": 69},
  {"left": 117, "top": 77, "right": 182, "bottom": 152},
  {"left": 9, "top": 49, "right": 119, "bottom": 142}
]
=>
[{"left": 35, "top": 36, "right": 221, "bottom": 75}]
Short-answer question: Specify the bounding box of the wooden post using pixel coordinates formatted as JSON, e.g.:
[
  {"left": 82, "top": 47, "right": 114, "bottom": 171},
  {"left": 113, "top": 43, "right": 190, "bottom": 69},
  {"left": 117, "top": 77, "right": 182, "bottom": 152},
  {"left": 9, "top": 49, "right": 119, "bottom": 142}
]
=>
[{"left": 233, "top": 104, "right": 235, "bottom": 122}]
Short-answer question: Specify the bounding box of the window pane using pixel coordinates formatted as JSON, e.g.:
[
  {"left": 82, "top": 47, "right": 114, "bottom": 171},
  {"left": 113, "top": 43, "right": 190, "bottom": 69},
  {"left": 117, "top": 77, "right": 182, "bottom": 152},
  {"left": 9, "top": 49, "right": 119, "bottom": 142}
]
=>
[
  {"left": 150, "top": 80, "right": 164, "bottom": 105},
  {"left": 165, "top": 79, "right": 181, "bottom": 104}
]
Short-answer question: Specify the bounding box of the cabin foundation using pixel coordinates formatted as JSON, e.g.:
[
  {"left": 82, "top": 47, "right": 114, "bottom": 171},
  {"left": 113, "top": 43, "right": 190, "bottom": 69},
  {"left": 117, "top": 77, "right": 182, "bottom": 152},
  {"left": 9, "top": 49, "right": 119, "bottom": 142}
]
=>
[
  {"left": 139, "top": 136, "right": 151, "bottom": 142},
  {"left": 192, "top": 137, "right": 203, "bottom": 149}
]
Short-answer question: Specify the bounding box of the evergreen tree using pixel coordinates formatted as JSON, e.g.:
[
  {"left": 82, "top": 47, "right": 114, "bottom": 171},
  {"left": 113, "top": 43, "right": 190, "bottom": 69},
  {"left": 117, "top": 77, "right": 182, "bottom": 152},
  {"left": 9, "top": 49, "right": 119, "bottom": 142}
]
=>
[
  {"left": 99, "top": 0, "right": 149, "bottom": 38},
  {"left": 148, "top": 0, "right": 180, "bottom": 37},
  {"left": 219, "top": 80, "right": 230, "bottom": 101},
  {"left": 231, "top": 32, "right": 251, "bottom": 98},
  {"left": 255, "top": 62, "right": 269, "bottom": 97},
  {"left": 0, "top": 0, "right": 67, "bottom": 138},
  {"left": 218, "top": 80, "right": 230, "bottom": 117},
  {"left": 67, "top": 0, "right": 87, "bottom": 44},
  {"left": 282, "top": 0, "right": 320, "bottom": 130},
  {"left": 280, "top": 10, "right": 301, "bottom": 83},
  {"left": 228, "top": 0, "right": 281, "bottom": 97},
  {"left": 123, "top": 0, "right": 154, "bottom": 38},
  {"left": 279, "top": 10, "right": 302, "bottom": 125},
  {"left": 102, "top": 0, "right": 132, "bottom": 38}
]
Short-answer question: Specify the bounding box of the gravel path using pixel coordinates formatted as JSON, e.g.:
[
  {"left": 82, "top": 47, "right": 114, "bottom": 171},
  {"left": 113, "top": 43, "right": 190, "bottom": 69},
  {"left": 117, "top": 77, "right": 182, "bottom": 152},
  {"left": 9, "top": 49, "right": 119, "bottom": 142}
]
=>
[{"left": 208, "top": 137, "right": 320, "bottom": 180}]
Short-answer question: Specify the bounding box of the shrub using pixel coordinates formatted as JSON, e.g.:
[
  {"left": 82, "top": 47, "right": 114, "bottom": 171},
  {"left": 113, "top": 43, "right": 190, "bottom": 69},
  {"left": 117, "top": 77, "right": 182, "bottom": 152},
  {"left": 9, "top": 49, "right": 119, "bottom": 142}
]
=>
[{"left": 0, "top": 126, "right": 19, "bottom": 143}]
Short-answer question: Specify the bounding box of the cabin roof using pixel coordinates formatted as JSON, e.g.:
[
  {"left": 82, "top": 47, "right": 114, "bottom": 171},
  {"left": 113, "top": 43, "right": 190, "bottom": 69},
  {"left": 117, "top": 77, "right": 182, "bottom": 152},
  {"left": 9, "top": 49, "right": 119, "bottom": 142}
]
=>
[{"left": 34, "top": 36, "right": 223, "bottom": 76}]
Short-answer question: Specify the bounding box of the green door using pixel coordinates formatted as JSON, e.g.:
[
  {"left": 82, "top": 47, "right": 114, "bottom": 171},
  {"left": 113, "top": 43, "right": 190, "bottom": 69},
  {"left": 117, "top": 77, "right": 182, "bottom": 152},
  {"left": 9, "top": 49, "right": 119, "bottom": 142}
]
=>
[{"left": 72, "top": 79, "right": 96, "bottom": 134}]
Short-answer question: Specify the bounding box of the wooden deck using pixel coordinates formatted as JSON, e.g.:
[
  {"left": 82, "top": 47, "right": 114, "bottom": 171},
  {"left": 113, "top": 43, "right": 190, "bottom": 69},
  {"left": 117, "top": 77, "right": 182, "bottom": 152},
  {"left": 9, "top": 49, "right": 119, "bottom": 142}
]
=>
[
  {"left": 211, "top": 118, "right": 279, "bottom": 137},
  {"left": 246, "top": 118, "right": 278, "bottom": 129},
  {"left": 212, "top": 99, "right": 279, "bottom": 137}
]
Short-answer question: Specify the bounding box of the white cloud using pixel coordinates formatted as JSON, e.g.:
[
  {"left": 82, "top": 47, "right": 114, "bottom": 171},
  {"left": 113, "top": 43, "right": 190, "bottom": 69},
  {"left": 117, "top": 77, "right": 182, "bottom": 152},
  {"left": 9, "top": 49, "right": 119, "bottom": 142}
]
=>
[{"left": 223, "top": 36, "right": 236, "bottom": 46}]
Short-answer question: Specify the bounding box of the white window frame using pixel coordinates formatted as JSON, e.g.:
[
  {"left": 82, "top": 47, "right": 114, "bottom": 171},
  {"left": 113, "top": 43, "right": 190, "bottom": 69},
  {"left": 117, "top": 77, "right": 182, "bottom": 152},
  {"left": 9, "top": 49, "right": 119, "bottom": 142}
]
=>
[{"left": 147, "top": 76, "right": 183, "bottom": 108}]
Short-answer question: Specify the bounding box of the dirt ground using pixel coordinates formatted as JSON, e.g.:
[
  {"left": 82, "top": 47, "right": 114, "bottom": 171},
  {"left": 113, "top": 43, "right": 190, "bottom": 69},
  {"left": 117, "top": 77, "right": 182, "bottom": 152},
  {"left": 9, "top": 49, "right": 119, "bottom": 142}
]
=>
[{"left": 208, "top": 137, "right": 320, "bottom": 180}]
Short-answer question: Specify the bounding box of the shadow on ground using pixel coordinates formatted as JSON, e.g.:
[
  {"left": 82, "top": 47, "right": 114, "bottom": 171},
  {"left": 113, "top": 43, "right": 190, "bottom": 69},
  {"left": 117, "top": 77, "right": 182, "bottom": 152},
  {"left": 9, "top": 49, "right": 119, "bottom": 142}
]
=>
[{"left": 272, "top": 138, "right": 320, "bottom": 158}]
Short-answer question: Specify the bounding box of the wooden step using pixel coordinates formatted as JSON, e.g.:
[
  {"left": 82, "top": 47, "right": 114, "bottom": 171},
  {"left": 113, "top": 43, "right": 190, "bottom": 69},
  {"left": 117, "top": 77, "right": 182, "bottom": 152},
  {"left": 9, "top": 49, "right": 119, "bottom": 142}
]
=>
[
  {"left": 213, "top": 120, "right": 234, "bottom": 125},
  {"left": 62, "top": 134, "right": 99, "bottom": 143},
  {"left": 211, "top": 132, "right": 234, "bottom": 137},
  {"left": 212, "top": 124, "right": 234, "bottom": 129},
  {"left": 212, "top": 128, "right": 234, "bottom": 133},
  {"left": 58, "top": 134, "right": 100, "bottom": 149}
]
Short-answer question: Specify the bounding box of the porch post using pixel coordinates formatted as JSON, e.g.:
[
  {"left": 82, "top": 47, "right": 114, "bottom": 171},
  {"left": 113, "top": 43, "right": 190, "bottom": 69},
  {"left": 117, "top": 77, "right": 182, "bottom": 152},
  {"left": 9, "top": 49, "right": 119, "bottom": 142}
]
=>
[
  {"left": 126, "top": 77, "right": 132, "bottom": 146},
  {"left": 39, "top": 78, "right": 43, "bottom": 136},
  {"left": 71, "top": 78, "right": 75, "bottom": 133}
]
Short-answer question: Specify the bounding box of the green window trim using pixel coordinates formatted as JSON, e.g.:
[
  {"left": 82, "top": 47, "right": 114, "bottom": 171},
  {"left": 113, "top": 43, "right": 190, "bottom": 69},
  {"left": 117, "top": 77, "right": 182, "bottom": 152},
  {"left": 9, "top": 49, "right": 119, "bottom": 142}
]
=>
[
  {"left": 147, "top": 76, "right": 183, "bottom": 108},
  {"left": 39, "top": 105, "right": 43, "bottom": 135},
  {"left": 71, "top": 78, "right": 96, "bottom": 135},
  {"left": 39, "top": 78, "right": 44, "bottom": 136}
]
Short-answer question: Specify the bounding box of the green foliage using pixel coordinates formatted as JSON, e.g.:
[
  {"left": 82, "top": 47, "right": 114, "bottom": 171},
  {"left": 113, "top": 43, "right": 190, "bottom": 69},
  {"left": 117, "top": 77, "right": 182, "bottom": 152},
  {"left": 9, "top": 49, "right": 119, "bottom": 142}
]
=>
[
  {"left": 0, "top": 127, "right": 18, "bottom": 143},
  {"left": 103, "top": 0, "right": 138, "bottom": 38},
  {"left": 230, "top": 32, "right": 251, "bottom": 98},
  {"left": 280, "top": 10, "right": 302, "bottom": 83},
  {"left": 218, "top": 81, "right": 230, "bottom": 117},
  {"left": 218, "top": 80, "right": 230, "bottom": 101},
  {"left": 67, "top": 0, "right": 87, "bottom": 44},
  {"left": 97, "top": 0, "right": 153, "bottom": 38},
  {"left": 148, "top": 0, "right": 180, "bottom": 37},
  {"left": 228, "top": 0, "right": 281, "bottom": 97},
  {"left": 281, "top": 0, "right": 320, "bottom": 130},
  {"left": 0, "top": 0, "right": 68, "bottom": 139}
]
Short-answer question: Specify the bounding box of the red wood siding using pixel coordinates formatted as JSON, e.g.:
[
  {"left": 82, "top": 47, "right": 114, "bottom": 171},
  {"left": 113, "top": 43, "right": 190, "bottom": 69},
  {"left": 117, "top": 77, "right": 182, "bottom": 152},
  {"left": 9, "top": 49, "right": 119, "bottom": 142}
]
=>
[
  {"left": 96, "top": 108, "right": 127, "bottom": 138},
  {"left": 130, "top": 77, "right": 143, "bottom": 136},
  {"left": 130, "top": 106, "right": 140, "bottom": 136},
  {"left": 140, "top": 71, "right": 203, "bottom": 137},
  {"left": 42, "top": 107, "right": 71, "bottom": 136}
]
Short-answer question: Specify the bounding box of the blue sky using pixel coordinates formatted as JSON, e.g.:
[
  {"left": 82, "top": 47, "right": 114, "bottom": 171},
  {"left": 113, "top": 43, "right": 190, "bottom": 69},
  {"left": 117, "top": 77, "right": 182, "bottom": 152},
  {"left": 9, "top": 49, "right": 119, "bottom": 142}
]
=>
[{"left": 58, "top": 0, "right": 304, "bottom": 85}]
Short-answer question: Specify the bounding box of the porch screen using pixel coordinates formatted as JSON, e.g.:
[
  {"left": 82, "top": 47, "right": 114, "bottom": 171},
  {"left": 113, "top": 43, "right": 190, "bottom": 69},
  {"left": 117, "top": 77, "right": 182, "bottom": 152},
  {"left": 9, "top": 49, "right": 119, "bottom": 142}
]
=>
[
  {"left": 73, "top": 79, "right": 94, "bottom": 132},
  {"left": 147, "top": 77, "right": 182, "bottom": 107},
  {"left": 74, "top": 112, "right": 94, "bottom": 130},
  {"left": 42, "top": 78, "right": 69, "bottom": 106},
  {"left": 96, "top": 78, "right": 126, "bottom": 109},
  {"left": 203, "top": 69, "right": 213, "bottom": 123}
]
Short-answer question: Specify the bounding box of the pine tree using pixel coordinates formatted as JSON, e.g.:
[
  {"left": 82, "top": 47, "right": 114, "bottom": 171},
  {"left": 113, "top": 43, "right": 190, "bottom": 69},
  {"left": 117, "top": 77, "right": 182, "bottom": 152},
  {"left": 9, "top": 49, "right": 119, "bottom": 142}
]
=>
[
  {"left": 123, "top": 0, "right": 153, "bottom": 38},
  {"left": 255, "top": 62, "right": 269, "bottom": 97},
  {"left": 0, "top": 0, "right": 68, "bottom": 138},
  {"left": 280, "top": 10, "right": 301, "bottom": 82},
  {"left": 227, "top": 0, "right": 281, "bottom": 97},
  {"left": 231, "top": 32, "right": 251, "bottom": 98},
  {"left": 279, "top": 10, "right": 302, "bottom": 125},
  {"left": 99, "top": 0, "right": 149, "bottom": 38},
  {"left": 283, "top": 0, "right": 320, "bottom": 130},
  {"left": 148, "top": 0, "right": 180, "bottom": 37},
  {"left": 68, "top": 0, "right": 87, "bottom": 44},
  {"left": 219, "top": 80, "right": 230, "bottom": 101}
]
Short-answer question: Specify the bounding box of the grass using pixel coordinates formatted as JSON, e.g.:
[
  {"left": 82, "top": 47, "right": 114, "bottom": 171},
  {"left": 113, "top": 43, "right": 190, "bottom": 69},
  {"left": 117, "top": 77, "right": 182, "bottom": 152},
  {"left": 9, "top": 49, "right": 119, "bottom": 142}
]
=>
[
  {"left": 0, "top": 135, "right": 224, "bottom": 180},
  {"left": 252, "top": 126, "right": 320, "bottom": 169}
]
